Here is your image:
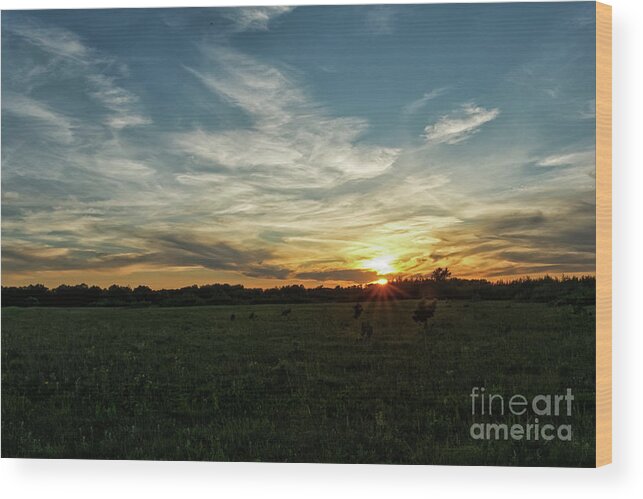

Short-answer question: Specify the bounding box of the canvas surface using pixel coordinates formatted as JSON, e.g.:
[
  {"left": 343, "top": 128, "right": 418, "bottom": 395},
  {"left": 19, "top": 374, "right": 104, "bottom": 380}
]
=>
[{"left": 1, "top": 2, "right": 606, "bottom": 466}]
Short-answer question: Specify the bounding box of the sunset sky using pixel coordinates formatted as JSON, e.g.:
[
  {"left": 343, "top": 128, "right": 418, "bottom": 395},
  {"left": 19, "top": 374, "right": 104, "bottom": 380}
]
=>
[{"left": 1, "top": 3, "right": 596, "bottom": 289}]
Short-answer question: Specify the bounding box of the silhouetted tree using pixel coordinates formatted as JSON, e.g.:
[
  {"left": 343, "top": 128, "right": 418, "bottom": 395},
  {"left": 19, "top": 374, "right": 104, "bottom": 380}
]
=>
[
  {"left": 431, "top": 268, "right": 451, "bottom": 282},
  {"left": 1, "top": 274, "right": 596, "bottom": 308}
]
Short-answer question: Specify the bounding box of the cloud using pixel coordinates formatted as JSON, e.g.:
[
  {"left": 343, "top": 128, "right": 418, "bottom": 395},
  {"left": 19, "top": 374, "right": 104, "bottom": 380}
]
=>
[
  {"left": 1, "top": 245, "right": 161, "bottom": 274},
  {"left": 537, "top": 150, "right": 594, "bottom": 168},
  {"left": 105, "top": 114, "right": 151, "bottom": 129},
  {"left": 295, "top": 269, "right": 379, "bottom": 283},
  {"left": 2, "top": 93, "right": 76, "bottom": 144},
  {"left": 365, "top": 7, "right": 397, "bottom": 35},
  {"left": 92, "top": 158, "right": 156, "bottom": 179},
  {"left": 426, "top": 202, "right": 595, "bottom": 278},
  {"left": 87, "top": 74, "right": 151, "bottom": 129},
  {"left": 3, "top": 191, "right": 20, "bottom": 201},
  {"left": 579, "top": 99, "right": 596, "bottom": 120},
  {"left": 1, "top": 231, "right": 291, "bottom": 280},
  {"left": 403, "top": 88, "right": 448, "bottom": 115},
  {"left": 221, "top": 6, "right": 293, "bottom": 31},
  {"left": 178, "top": 48, "right": 399, "bottom": 185},
  {"left": 6, "top": 20, "right": 150, "bottom": 132},
  {"left": 10, "top": 22, "right": 89, "bottom": 61},
  {"left": 243, "top": 265, "right": 291, "bottom": 280},
  {"left": 174, "top": 129, "right": 303, "bottom": 169},
  {"left": 152, "top": 234, "right": 280, "bottom": 274},
  {"left": 424, "top": 104, "right": 499, "bottom": 145}
]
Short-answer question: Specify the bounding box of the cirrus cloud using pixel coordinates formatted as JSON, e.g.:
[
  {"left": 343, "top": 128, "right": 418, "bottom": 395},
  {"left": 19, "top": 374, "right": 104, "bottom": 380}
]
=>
[
  {"left": 177, "top": 48, "right": 400, "bottom": 186},
  {"left": 221, "top": 6, "right": 294, "bottom": 32},
  {"left": 424, "top": 104, "right": 499, "bottom": 145}
]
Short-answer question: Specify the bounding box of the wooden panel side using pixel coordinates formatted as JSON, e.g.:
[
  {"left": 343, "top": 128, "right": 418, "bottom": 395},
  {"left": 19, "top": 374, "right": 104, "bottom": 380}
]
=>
[{"left": 595, "top": 1, "right": 612, "bottom": 468}]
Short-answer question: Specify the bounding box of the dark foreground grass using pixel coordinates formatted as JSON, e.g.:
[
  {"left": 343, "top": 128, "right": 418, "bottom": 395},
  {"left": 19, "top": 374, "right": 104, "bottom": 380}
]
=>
[{"left": 1, "top": 300, "right": 595, "bottom": 465}]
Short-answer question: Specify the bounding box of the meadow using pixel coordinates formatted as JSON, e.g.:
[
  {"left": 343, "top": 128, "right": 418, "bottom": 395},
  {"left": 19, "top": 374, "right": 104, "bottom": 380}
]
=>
[{"left": 1, "top": 300, "right": 596, "bottom": 466}]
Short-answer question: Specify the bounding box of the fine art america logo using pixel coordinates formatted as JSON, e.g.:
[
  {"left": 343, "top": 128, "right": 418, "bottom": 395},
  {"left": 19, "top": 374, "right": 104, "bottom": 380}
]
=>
[{"left": 469, "top": 387, "right": 574, "bottom": 441}]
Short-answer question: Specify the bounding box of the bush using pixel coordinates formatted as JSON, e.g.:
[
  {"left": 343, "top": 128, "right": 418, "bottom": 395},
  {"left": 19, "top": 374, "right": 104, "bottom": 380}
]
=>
[{"left": 413, "top": 299, "right": 437, "bottom": 328}]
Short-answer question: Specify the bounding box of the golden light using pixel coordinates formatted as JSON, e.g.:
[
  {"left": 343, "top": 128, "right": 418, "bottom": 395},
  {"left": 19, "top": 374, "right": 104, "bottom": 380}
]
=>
[
  {"left": 362, "top": 256, "right": 395, "bottom": 275},
  {"left": 376, "top": 278, "right": 389, "bottom": 285}
]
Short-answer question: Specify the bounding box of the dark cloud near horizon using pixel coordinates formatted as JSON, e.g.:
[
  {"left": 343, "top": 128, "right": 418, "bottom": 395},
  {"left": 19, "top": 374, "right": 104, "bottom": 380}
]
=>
[
  {"left": 2, "top": 231, "right": 293, "bottom": 280},
  {"left": 426, "top": 202, "right": 595, "bottom": 277},
  {"left": 295, "top": 269, "right": 379, "bottom": 283}
]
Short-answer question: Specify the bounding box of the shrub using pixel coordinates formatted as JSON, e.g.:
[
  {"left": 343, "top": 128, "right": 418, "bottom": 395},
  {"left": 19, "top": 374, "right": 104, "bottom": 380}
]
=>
[{"left": 412, "top": 298, "right": 437, "bottom": 327}]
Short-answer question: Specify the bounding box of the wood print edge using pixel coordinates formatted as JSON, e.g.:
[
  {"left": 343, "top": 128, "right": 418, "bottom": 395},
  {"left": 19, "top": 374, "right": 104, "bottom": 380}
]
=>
[{"left": 595, "top": 0, "right": 612, "bottom": 468}]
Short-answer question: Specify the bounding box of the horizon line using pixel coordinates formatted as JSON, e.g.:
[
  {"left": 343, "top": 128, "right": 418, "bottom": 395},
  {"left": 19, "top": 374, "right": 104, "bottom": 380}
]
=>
[{"left": 1, "top": 272, "right": 597, "bottom": 293}]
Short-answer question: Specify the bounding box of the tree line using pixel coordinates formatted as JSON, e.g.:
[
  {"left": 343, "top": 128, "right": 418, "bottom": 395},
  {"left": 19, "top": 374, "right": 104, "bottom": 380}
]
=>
[{"left": 1, "top": 269, "right": 595, "bottom": 307}]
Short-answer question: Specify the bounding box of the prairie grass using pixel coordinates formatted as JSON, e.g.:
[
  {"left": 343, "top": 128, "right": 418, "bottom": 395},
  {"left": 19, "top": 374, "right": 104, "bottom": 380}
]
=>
[{"left": 1, "top": 300, "right": 595, "bottom": 465}]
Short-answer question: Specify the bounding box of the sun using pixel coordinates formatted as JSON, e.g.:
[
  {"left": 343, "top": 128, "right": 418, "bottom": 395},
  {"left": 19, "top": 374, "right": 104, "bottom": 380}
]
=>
[{"left": 376, "top": 278, "right": 389, "bottom": 285}]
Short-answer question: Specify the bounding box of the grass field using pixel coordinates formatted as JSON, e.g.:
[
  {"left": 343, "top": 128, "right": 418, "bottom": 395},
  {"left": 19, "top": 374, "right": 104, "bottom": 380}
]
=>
[{"left": 1, "top": 300, "right": 596, "bottom": 466}]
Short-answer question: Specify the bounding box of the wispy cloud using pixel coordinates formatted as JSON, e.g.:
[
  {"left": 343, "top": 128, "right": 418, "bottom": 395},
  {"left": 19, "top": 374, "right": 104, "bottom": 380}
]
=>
[
  {"left": 424, "top": 104, "right": 500, "bottom": 145},
  {"left": 104, "top": 114, "right": 151, "bottom": 129},
  {"left": 10, "top": 21, "right": 89, "bottom": 61},
  {"left": 178, "top": 48, "right": 399, "bottom": 185},
  {"left": 403, "top": 88, "right": 448, "bottom": 115},
  {"left": 537, "top": 150, "right": 594, "bottom": 168},
  {"left": 87, "top": 74, "right": 150, "bottom": 129},
  {"left": 365, "top": 6, "right": 397, "bottom": 35},
  {"left": 579, "top": 99, "right": 596, "bottom": 120},
  {"left": 221, "top": 6, "right": 293, "bottom": 31},
  {"left": 2, "top": 93, "right": 76, "bottom": 144},
  {"left": 6, "top": 20, "right": 150, "bottom": 132}
]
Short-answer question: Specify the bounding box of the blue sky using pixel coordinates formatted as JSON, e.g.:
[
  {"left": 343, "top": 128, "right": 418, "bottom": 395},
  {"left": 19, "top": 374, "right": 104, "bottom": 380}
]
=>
[{"left": 1, "top": 3, "right": 597, "bottom": 288}]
